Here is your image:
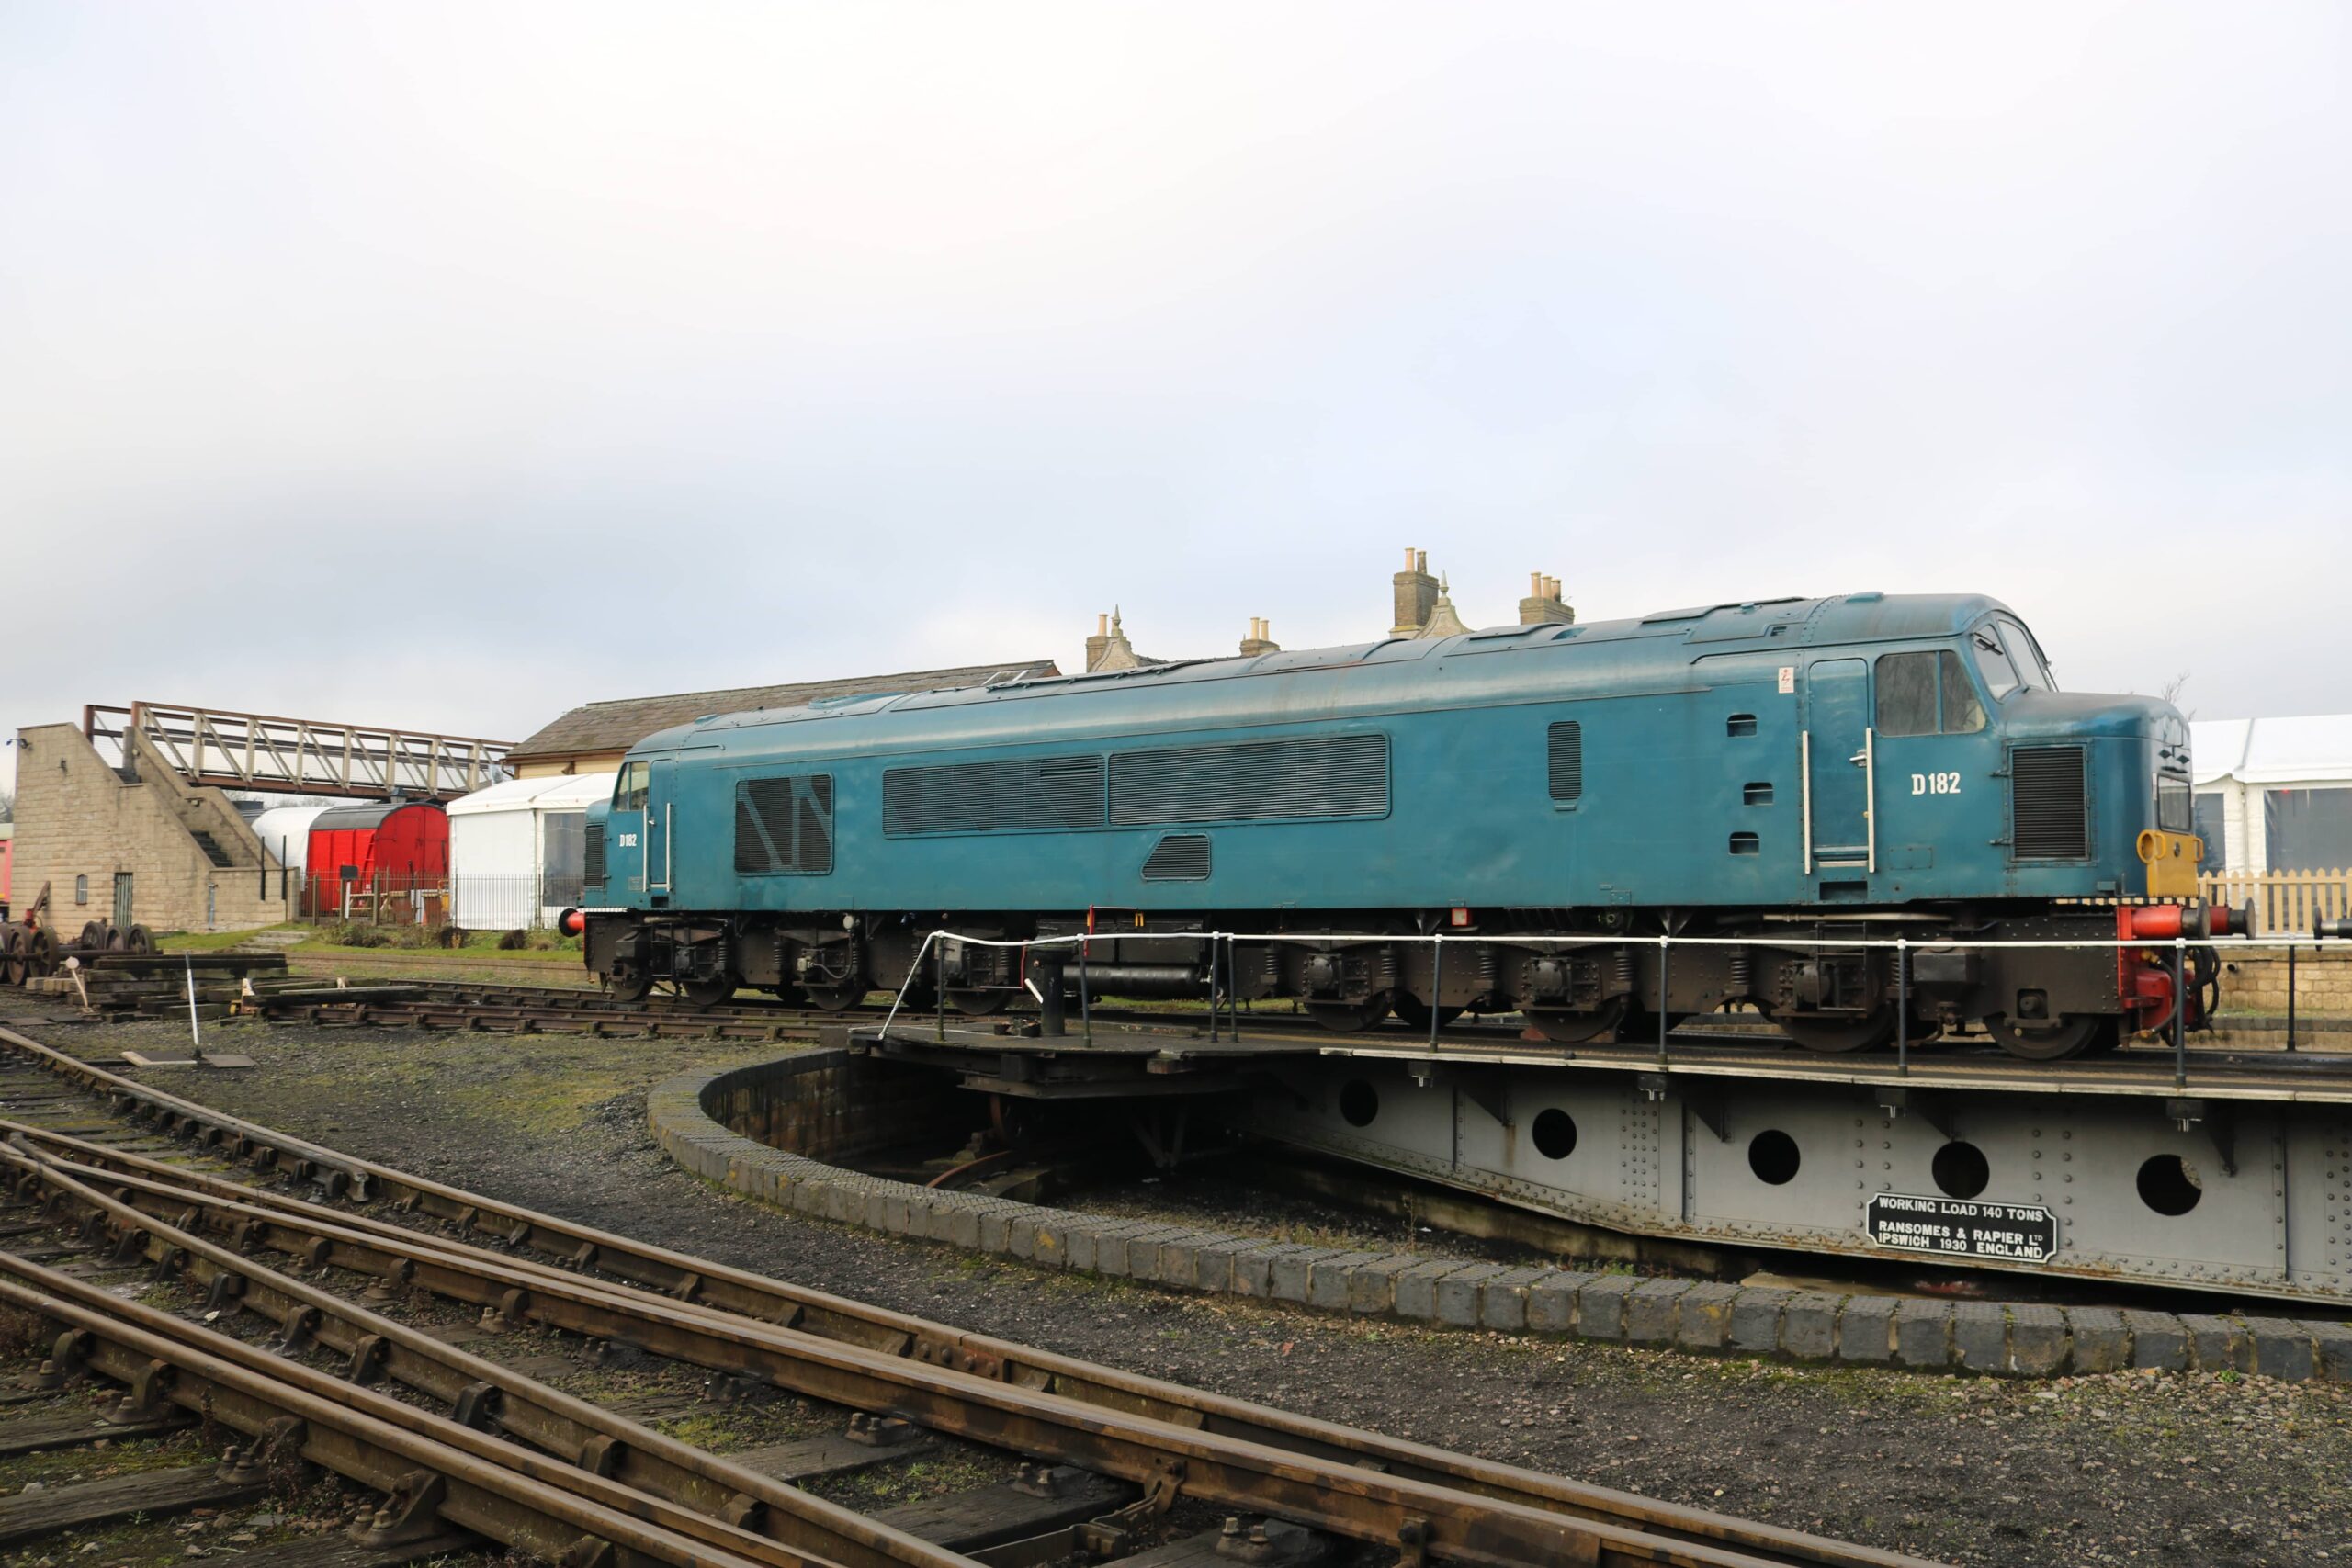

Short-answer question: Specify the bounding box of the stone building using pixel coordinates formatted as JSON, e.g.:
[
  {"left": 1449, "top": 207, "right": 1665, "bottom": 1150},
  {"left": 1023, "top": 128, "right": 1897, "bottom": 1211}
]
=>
[
  {"left": 1393, "top": 549, "right": 1573, "bottom": 637},
  {"left": 1089, "top": 549, "right": 1576, "bottom": 672},
  {"left": 1083, "top": 610, "right": 1287, "bottom": 671},
  {"left": 503, "top": 659, "right": 1061, "bottom": 779},
  {"left": 8, "top": 722, "right": 292, "bottom": 934}
]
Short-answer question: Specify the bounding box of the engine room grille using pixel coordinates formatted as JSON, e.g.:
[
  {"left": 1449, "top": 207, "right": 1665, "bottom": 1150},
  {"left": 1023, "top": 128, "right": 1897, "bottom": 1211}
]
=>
[
  {"left": 2010, "top": 746, "right": 2088, "bottom": 859},
  {"left": 735, "top": 774, "right": 834, "bottom": 874},
  {"left": 582, "top": 821, "right": 605, "bottom": 887},
  {"left": 1110, "top": 732, "right": 1389, "bottom": 826},
  {"left": 882, "top": 755, "right": 1104, "bottom": 835},
  {"left": 1547, "top": 720, "right": 1584, "bottom": 801},
  {"left": 1140, "top": 833, "right": 1212, "bottom": 881}
]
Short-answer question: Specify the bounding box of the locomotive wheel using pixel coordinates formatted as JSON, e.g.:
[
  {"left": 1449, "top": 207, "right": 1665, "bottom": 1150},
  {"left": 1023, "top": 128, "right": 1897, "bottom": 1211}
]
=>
[
  {"left": 607, "top": 970, "right": 653, "bottom": 1006},
  {"left": 679, "top": 974, "right": 739, "bottom": 1010},
  {"left": 1778, "top": 1007, "right": 1898, "bottom": 1054},
  {"left": 804, "top": 983, "right": 868, "bottom": 1013},
  {"left": 1983, "top": 1012, "right": 2115, "bottom": 1061},
  {"left": 27, "top": 929, "right": 59, "bottom": 978},
  {"left": 126, "top": 925, "right": 155, "bottom": 954},
  {"left": 1392, "top": 995, "right": 1467, "bottom": 1031},
  {"left": 990, "top": 1094, "right": 1046, "bottom": 1149},
  {"left": 0, "top": 927, "right": 23, "bottom": 987},
  {"left": 1305, "top": 997, "right": 1391, "bottom": 1033},
  {"left": 104, "top": 924, "right": 130, "bottom": 953},
  {"left": 947, "top": 987, "right": 1012, "bottom": 1017},
  {"left": 1524, "top": 996, "right": 1628, "bottom": 1043},
  {"left": 78, "top": 921, "right": 104, "bottom": 950}
]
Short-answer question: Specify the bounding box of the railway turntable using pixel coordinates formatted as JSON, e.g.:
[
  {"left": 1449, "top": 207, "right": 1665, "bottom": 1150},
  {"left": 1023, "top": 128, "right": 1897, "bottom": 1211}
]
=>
[{"left": 847, "top": 1009, "right": 2352, "bottom": 1310}]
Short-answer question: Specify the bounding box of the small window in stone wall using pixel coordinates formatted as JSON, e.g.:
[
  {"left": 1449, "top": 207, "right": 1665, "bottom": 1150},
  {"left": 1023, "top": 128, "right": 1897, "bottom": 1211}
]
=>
[{"left": 74, "top": 875, "right": 88, "bottom": 905}]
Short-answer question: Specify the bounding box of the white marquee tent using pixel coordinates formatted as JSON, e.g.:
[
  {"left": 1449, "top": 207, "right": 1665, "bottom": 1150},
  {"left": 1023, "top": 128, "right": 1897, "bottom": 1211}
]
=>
[
  {"left": 447, "top": 773, "right": 615, "bottom": 931},
  {"left": 2190, "top": 715, "right": 2352, "bottom": 874}
]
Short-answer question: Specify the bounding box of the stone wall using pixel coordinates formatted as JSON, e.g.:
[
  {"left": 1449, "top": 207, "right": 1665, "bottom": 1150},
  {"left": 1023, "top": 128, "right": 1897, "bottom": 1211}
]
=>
[
  {"left": 10, "top": 723, "right": 290, "bottom": 934},
  {"left": 695, "top": 1048, "right": 977, "bottom": 1162},
  {"left": 647, "top": 1055, "right": 2352, "bottom": 1381},
  {"left": 2218, "top": 950, "right": 2352, "bottom": 1017}
]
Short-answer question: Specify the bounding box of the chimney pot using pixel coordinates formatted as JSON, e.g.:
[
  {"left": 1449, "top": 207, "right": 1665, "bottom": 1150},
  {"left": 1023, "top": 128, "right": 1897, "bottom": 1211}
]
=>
[
  {"left": 1416, "top": 550, "right": 1428, "bottom": 574},
  {"left": 1405, "top": 547, "right": 1417, "bottom": 569}
]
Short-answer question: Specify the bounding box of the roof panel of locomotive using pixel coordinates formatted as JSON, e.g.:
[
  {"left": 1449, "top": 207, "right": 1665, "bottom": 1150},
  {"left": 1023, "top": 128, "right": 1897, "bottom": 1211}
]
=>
[{"left": 632, "top": 592, "right": 2010, "bottom": 763}]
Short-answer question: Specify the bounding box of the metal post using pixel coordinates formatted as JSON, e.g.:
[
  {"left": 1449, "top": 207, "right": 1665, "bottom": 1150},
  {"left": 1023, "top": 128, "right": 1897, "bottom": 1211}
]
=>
[
  {"left": 933, "top": 943, "right": 946, "bottom": 1043},
  {"left": 1895, "top": 937, "right": 1908, "bottom": 1077},
  {"left": 1225, "top": 935, "right": 1241, "bottom": 1047},
  {"left": 1079, "top": 943, "right": 1091, "bottom": 1045},
  {"left": 1429, "top": 936, "right": 1443, "bottom": 1052},
  {"left": 1656, "top": 933, "right": 1670, "bottom": 1068},
  {"left": 2173, "top": 935, "right": 2188, "bottom": 1089},
  {"left": 2287, "top": 942, "right": 2299, "bottom": 1053},
  {"left": 1207, "top": 932, "right": 1222, "bottom": 1043},
  {"left": 1040, "top": 958, "right": 1067, "bottom": 1038}
]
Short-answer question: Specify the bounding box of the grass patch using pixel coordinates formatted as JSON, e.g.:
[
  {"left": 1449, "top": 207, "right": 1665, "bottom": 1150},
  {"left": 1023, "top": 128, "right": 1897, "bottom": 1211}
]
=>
[
  {"left": 158, "top": 925, "right": 300, "bottom": 952},
  {"left": 0, "top": 1422, "right": 210, "bottom": 1494},
  {"left": 806, "top": 1446, "right": 1010, "bottom": 1510}
]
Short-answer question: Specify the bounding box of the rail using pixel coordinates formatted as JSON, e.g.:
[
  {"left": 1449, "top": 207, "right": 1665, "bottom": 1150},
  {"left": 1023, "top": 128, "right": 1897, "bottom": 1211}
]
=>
[{"left": 0, "top": 1021, "right": 1927, "bottom": 1568}]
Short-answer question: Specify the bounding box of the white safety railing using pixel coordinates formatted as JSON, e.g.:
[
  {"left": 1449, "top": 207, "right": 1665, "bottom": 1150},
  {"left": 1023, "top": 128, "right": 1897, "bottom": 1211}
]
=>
[{"left": 876, "top": 926, "right": 2352, "bottom": 1091}]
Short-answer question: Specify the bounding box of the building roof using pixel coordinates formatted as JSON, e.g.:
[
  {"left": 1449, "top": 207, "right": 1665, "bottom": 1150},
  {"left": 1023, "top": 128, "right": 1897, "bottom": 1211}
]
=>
[
  {"left": 505, "top": 660, "right": 1061, "bottom": 764},
  {"left": 447, "top": 773, "right": 618, "bottom": 817},
  {"left": 2193, "top": 715, "right": 2352, "bottom": 787}
]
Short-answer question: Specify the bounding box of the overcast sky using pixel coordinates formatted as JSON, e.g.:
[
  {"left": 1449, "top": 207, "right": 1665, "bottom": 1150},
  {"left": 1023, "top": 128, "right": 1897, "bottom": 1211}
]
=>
[{"left": 5, "top": 3, "right": 2347, "bottom": 793}]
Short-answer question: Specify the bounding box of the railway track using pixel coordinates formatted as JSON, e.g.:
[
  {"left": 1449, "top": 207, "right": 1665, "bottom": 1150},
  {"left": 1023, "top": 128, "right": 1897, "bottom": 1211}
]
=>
[{"left": 0, "top": 1020, "right": 1935, "bottom": 1568}]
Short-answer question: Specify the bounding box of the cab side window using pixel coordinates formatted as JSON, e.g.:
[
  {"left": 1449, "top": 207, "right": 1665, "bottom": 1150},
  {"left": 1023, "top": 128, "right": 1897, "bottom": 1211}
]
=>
[
  {"left": 1874, "top": 649, "right": 1988, "bottom": 736},
  {"left": 1938, "top": 649, "right": 1986, "bottom": 732},
  {"left": 616, "top": 761, "right": 650, "bottom": 811},
  {"left": 1874, "top": 652, "right": 1938, "bottom": 736}
]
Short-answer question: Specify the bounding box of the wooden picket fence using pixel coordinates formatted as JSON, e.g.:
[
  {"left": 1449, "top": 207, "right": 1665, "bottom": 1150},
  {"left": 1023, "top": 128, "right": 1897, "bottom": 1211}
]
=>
[{"left": 2199, "top": 869, "right": 2352, "bottom": 936}]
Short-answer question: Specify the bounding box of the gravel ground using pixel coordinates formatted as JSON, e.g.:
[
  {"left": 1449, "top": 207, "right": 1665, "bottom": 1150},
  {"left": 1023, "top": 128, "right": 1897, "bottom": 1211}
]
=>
[{"left": 8, "top": 998, "right": 2350, "bottom": 1567}]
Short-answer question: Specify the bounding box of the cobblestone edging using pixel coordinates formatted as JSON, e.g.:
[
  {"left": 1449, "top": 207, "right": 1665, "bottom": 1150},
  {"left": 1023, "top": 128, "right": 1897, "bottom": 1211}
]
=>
[{"left": 649, "top": 1053, "right": 2352, "bottom": 1383}]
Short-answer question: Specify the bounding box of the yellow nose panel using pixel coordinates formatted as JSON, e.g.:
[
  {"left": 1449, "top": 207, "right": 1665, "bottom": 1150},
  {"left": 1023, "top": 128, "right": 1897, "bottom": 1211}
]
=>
[{"left": 2137, "top": 829, "right": 2203, "bottom": 898}]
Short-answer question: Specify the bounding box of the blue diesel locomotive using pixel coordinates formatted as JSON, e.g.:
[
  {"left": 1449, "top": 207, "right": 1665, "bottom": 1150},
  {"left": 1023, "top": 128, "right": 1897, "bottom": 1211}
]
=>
[{"left": 567, "top": 592, "right": 2235, "bottom": 1060}]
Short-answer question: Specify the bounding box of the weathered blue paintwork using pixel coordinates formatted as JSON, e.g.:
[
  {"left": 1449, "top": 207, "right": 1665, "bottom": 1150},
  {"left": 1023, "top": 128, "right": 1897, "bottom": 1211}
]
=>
[{"left": 586, "top": 592, "right": 2188, "bottom": 918}]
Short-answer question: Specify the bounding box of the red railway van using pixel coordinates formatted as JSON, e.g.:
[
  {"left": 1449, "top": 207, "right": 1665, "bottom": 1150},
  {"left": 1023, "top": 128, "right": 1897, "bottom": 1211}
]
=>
[{"left": 306, "top": 801, "right": 448, "bottom": 916}]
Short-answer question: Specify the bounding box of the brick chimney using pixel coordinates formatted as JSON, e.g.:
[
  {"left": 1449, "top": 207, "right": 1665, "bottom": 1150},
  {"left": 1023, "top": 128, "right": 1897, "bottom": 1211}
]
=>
[
  {"left": 1518, "top": 572, "right": 1575, "bottom": 626},
  {"left": 1239, "top": 616, "right": 1280, "bottom": 656},
  {"left": 1391, "top": 547, "right": 1438, "bottom": 637}
]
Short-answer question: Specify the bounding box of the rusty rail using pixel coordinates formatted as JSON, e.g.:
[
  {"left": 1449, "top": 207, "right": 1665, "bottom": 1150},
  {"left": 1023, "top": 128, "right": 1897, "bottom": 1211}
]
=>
[
  {"left": 0, "top": 1023, "right": 1932, "bottom": 1568},
  {"left": 0, "top": 1150, "right": 967, "bottom": 1568},
  {"left": 0, "top": 1265, "right": 826, "bottom": 1568}
]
